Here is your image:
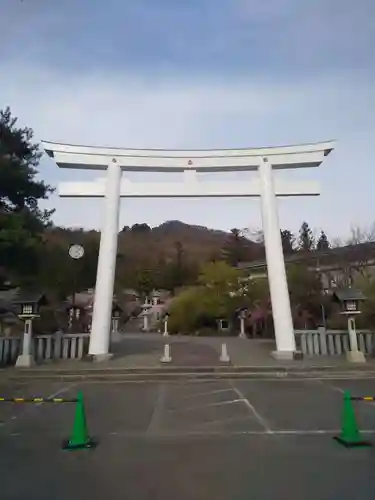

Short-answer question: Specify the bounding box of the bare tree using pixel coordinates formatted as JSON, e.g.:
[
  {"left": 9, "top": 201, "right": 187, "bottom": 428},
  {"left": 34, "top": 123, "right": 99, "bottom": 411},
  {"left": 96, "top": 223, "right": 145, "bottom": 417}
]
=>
[
  {"left": 333, "top": 224, "right": 375, "bottom": 283},
  {"left": 243, "top": 227, "right": 264, "bottom": 244},
  {"left": 330, "top": 224, "right": 375, "bottom": 249},
  {"left": 331, "top": 237, "right": 344, "bottom": 248},
  {"left": 346, "top": 224, "right": 375, "bottom": 245}
]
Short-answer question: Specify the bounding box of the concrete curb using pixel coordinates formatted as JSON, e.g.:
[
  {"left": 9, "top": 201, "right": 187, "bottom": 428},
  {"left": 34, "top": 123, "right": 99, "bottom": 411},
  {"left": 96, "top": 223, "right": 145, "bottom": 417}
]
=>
[
  {"left": 3, "top": 365, "right": 375, "bottom": 381},
  {"left": 2, "top": 363, "right": 375, "bottom": 375},
  {"left": 6, "top": 373, "right": 375, "bottom": 382}
]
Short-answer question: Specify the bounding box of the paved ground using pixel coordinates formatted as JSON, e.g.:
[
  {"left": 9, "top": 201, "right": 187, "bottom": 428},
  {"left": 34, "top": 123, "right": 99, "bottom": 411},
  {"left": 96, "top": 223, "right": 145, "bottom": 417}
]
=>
[
  {"left": 1, "top": 376, "right": 375, "bottom": 499},
  {"left": 112, "top": 334, "right": 223, "bottom": 366},
  {"left": 53, "top": 333, "right": 375, "bottom": 369}
]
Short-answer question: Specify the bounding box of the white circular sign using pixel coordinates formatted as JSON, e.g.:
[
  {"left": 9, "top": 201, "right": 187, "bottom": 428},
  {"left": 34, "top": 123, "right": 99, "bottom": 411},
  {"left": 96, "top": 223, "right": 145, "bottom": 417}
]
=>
[{"left": 69, "top": 244, "right": 84, "bottom": 260}]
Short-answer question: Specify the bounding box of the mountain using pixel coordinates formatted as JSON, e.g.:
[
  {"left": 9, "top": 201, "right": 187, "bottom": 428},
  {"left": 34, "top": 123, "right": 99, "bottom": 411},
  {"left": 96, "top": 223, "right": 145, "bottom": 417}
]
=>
[
  {"left": 118, "top": 220, "right": 262, "bottom": 264},
  {"left": 37, "top": 221, "right": 262, "bottom": 294}
]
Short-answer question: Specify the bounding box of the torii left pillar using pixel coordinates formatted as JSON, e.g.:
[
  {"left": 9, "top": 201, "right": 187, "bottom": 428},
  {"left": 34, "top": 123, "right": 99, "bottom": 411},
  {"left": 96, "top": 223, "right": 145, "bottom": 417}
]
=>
[{"left": 88, "top": 159, "right": 122, "bottom": 360}]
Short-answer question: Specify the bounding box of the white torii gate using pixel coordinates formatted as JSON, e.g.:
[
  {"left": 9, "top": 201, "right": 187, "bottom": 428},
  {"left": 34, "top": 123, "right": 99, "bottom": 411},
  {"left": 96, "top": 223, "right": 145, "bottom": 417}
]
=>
[{"left": 42, "top": 140, "right": 334, "bottom": 361}]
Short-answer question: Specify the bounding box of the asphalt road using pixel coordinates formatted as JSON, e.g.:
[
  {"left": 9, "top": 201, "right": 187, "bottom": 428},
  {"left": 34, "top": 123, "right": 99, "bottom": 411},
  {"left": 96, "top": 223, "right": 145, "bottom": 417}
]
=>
[{"left": 1, "top": 376, "right": 375, "bottom": 500}]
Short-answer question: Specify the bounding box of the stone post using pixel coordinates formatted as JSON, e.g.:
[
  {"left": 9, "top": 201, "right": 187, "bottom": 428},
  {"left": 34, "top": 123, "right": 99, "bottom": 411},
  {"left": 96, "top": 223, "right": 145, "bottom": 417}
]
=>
[
  {"left": 16, "top": 319, "right": 35, "bottom": 367},
  {"left": 239, "top": 317, "right": 246, "bottom": 338},
  {"left": 346, "top": 317, "right": 366, "bottom": 363}
]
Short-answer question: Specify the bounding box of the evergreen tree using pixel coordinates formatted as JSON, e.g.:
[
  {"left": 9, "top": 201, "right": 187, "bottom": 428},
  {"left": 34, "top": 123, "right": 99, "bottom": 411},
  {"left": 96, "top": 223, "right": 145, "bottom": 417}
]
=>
[
  {"left": 166, "top": 241, "right": 198, "bottom": 292},
  {"left": 280, "top": 229, "right": 295, "bottom": 254},
  {"left": 316, "top": 230, "right": 330, "bottom": 251},
  {"left": 135, "top": 267, "right": 155, "bottom": 298},
  {"left": 221, "top": 228, "right": 248, "bottom": 266},
  {"left": 131, "top": 223, "right": 150, "bottom": 233},
  {"left": 0, "top": 107, "right": 54, "bottom": 281},
  {"left": 172, "top": 241, "right": 184, "bottom": 289},
  {"left": 298, "top": 221, "right": 315, "bottom": 251}
]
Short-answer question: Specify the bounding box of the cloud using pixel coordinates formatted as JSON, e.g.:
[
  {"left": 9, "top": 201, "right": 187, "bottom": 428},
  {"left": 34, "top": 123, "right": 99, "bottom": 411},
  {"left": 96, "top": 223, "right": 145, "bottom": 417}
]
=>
[
  {"left": 0, "top": 58, "right": 375, "bottom": 240},
  {"left": 1, "top": 0, "right": 374, "bottom": 76},
  {"left": 231, "top": 0, "right": 375, "bottom": 72},
  {"left": 0, "top": 0, "right": 373, "bottom": 247},
  {"left": 3, "top": 61, "right": 372, "bottom": 146}
]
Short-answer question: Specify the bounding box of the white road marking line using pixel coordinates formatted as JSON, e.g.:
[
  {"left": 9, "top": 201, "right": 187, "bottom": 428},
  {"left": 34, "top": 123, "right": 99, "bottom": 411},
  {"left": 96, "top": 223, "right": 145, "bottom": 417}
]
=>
[
  {"left": 169, "top": 381, "right": 226, "bottom": 395},
  {"left": 229, "top": 382, "right": 273, "bottom": 434},
  {"left": 3, "top": 382, "right": 78, "bottom": 426},
  {"left": 76, "top": 375, "right": 375, "bottom": 385},
  {"left": 319, "top": 379, "right": 375, "bottom": 408},
  {"left": 168, "top": 399, "right": 246, "bottom": 413},
  {"left": 316, "top": 379, "right": 344, "bottom": 394},
  {"left": 188, "top": 415, "right": 256, "bottom": 429},
  {"left": 196, "top": 429, "right": 375, "bottom": 436},
  {"left": 317, "top": 379, "right": 375, "bottom": 405},
  {"left": 106, "top": 429, "right": 375, "bottom": 437},
  {"left": 147, "top": 383, "right": 167, "bottom": 434},
  {"left": 38, "top": 385, "right": 78, "bottom": 406},
  {"left": 6, "top": 428, "right": 375, "bottom": 438},
  {"left": 180, "top": 388, "right": 236, "bottom": 400}
]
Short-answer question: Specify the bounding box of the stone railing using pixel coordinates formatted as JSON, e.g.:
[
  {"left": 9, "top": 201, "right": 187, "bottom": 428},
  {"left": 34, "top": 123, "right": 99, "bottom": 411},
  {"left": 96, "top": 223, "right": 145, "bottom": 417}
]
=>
[
  {"left": 294, "top": 328, "right": 375, "bottom": 357},
  {"left": 0, "top": 336, "right": 21, "bottom": 366},
  {"left": 0, "top": 333, "right": 90, "bottom": 366}
]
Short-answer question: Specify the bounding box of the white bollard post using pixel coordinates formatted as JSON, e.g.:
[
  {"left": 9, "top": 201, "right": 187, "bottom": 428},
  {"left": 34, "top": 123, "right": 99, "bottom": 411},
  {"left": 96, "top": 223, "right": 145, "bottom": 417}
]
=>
[
  {"left": 160, "top": 344, "right": 172, "bottom": 363},
  {"left": 219, "top": 343, "right": 230, "bottom": 363},
  {"left": 163, "top": 317, "right": 169, "bottom": 337},
  {"left": 143, "top": 313, "right": 149, "bottom": 332}
]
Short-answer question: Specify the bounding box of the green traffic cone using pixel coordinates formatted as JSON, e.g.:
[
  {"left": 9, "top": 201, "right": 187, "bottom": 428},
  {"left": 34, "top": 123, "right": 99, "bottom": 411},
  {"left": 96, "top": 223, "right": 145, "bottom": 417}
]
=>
[
  {"left": 62, "top": 392, "right": 97, "bottom": 450},
  {"left": 333, "top": 391, "right": 371, "bottom": 448}
]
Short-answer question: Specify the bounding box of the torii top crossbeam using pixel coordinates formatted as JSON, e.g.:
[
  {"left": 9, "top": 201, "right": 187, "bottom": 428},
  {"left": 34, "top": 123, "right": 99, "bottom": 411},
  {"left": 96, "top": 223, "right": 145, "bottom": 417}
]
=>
[{"left": 42, "top": 140, "right": 334, "bottom": 172}]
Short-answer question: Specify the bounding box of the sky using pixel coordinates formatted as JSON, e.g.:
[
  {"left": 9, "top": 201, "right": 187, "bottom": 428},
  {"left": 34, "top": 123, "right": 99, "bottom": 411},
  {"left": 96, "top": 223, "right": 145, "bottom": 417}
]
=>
[{"left": 1, "top": 0, "right": 374, "bottom": 241}]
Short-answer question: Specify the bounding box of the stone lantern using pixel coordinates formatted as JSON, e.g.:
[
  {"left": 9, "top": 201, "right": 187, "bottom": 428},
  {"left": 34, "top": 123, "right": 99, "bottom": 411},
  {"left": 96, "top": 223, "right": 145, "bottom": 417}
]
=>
[
  {"left": 237, "top": 307, "right": 248, "bottom": 339},
  {"left": 333, "top": 288, "right": 367, "bottom": 363},
  {"left": 142, "top": 299, "right": 152, "bottom": 332},
  {"left": 111, "top": 303, "right": 122, "bottom": 342},
  {"left": 12, "top": 290, "right": 47, "bottom": 367}
]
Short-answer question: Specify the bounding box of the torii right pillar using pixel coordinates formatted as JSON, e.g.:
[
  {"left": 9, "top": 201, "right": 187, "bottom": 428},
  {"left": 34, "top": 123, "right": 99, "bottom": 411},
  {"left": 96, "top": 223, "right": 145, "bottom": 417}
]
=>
[{"left": 259, "top": 156, "right": 297, "bottom": 359}]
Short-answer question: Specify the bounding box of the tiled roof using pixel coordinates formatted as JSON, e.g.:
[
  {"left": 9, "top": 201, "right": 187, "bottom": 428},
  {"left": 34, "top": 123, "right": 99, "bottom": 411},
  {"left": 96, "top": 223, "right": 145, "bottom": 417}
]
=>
[
  {"left": 333, "top": 288, "right": 367, "bottom": 302},
  {"left": 238, "top": 242, "right": 375, "bottom": 271},
  {"left": 12, "top": 289, "right": 46, "bottom": 304}
]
